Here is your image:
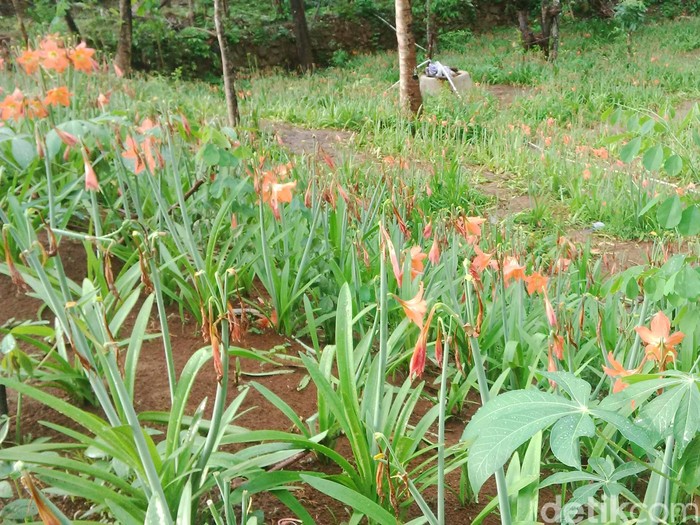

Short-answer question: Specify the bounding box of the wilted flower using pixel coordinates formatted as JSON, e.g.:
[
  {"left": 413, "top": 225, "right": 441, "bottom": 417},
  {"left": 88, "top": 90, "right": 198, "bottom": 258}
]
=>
[
  {"left": 409, "top": 310, "right": 435, "bottom": 380},
  {"left": 381, "top": 225, "right": 403, "bottom": 286}
]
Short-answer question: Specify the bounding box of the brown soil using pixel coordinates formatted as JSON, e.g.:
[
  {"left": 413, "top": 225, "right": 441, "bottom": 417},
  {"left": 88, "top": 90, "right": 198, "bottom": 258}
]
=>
[
  {"left": 0, "top": 241, "right": 505, "bottom": 524},
  {"left": 260, "top": 120, "right": 356, "bottom": 167},
  {"left": 484, "top": 84, "right": 534, "bottom": 107}
]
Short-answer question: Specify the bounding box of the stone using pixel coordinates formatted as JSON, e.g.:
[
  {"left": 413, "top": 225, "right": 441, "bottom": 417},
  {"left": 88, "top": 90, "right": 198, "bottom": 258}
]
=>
[{"left": 419, "top": 70, "right": 473, "bottom": 97}]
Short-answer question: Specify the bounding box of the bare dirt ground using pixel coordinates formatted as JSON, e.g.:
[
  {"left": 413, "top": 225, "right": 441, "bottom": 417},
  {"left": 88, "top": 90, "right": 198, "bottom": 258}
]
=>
[{"left": 0, "top": 240, "right": 501, "bottom": 523}]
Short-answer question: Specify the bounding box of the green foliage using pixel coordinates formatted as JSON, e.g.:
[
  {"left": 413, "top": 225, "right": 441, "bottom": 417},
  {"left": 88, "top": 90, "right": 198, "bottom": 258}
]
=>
[{"left": 615, "top": 0, "right": 648, "bottom": 32}]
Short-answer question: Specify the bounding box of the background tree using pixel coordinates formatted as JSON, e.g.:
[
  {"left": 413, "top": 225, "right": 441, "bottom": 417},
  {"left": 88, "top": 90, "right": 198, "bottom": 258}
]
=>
[
  {"left": 289, "top": 0, "right": 313, "bottom": 71},
  {"left": 214, "top": 0, "right": 240, "bottom": 125},
  {"left": 10, "top": 0, "right": 29, "bottom": 46},
  {"left": 513, "top": 0, "right": 562, "bottom": 60},
  {"left": 115, "top": 0, "right": 133, "bottom": 74},
  {"left": 395, "top": 0, "right": 422, "bottom": 115}
]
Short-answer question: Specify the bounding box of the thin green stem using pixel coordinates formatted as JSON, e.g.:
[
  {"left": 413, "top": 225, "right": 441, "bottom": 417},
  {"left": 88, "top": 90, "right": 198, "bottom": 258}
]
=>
[
  {"left": 437, "top": 322, "right": 449, "bottom": 525},
  {"left": 465, "top": 277, "right": 512, "bottom": 525},
  {"left": 626, "top": 294, "right": 649, "bottom": 370},
  {"left": 372, "top": 223, "right": 389, "bottom": 435},
  {"left": 148, "top": 252, "right": 176, "bottom": 404}
]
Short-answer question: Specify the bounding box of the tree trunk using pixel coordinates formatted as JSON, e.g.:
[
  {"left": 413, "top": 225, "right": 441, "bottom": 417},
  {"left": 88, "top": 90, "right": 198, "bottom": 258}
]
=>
[
  {"left": 426, "top": 0, "right": 437, "bottom": 60},
  {"left": 548, "top": 0, "right": 561, "bottom": 61},
  {"left": 516, "top": 8, "right": 537, "bottom": 51},
  {"left": 115, "top": 0, "right": 133, "bottom": 75},
  {"left": 540, "top": 0, "right": 562, "bottom": 60},
  {"left": 395, "top": 0, "right": 422, "bottom": 115},
  {"left": 0, "top": 385, "right": 7, "bottom": 419},
  {"left": 187, "top": 0, "right": 195, "bottom": 25},
  {"left": 289, "top": 0, "right": 314, "bottom": 71},
  {"left": 214, "top": 0, "right": 240, "bottom": 126},
  {"left": 64, "top": 8, "right": 81, "bottom": 37},
  {"left": 10, "top": 0, "right": 28, "bottom": 46}
]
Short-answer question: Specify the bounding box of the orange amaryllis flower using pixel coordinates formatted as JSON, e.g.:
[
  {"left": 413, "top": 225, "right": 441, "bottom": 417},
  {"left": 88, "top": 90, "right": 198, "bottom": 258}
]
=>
[
  {"left": 0, "top": 89, "right": 25, "bottom": 121},
  {"left": 261, "top": 176, "right": 296, "bottom": 221},
  {"left": 122, "top": 135, "right": 146, "bottom": 174},
  {"left": 97, "top": 92, "right": 110, "bottom": 110},
  {"left": 503, "top": 257, "right": 525, "bottom": 286},
  {"left": 456, "top": 216, "right": 486, "bottom": 245},
  {"left": 69, "top": 42, "right": 98, "bottom": 73},
  {"left": 428, "top": 237, "right": 440, "bottom": 265},
  {"left": 380, "top": 225, "right": 403, "bottom": 286},
  {"left": 82, "top": 147, "right": 99, "bottom": 191},
  {"left": 17, "top": 48, "right": 42, "bottom": 74},
  {"left": 470, "top": 245, "right": 497, "bottom": 276},
  {"left": 394, "top": 282, "right": 427, "bottom": 328},
  {"left": 26, "top": 98, "right": 47, "bottom": 119},
  {"left": 635, "top": 311, "right": 684, "bottom": 370},
  {"left": 40, "top": 36, "right": 70, "bottom": 73},
  {"left": 408, "top": 246, "right": 427, "bottom": 280},
  {"left": 44, "top": 86, "right": 72, "bottom": 107},
  {"left": 465, "top": 216, "right": 486, "bottom": 236},
  {"left": 603, "top": 352, "right": 637, "bottom": 393},
  {"left": 524, "top": 272, "right": 548, "bottom": 295}
]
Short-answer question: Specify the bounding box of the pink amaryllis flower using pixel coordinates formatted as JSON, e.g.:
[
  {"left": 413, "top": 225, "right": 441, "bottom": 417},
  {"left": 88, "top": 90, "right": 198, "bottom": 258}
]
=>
[
  {"left": 380, "top": 225, "right": 403, "bottom": 286},
  {"left": 428, "top": 237, "right": 440, "bottom": 265},
  {"left": 408, "top": 246, "right": 427, "bottom": 280},
  {"left": 81, "top": 147, "right": 99, "bottom": 191},
  {"left": 635, "top": 311, "right": 684, "bottom": 371},
  {"left": 410, "top": 309, "right": 435, "bottom": 380}
]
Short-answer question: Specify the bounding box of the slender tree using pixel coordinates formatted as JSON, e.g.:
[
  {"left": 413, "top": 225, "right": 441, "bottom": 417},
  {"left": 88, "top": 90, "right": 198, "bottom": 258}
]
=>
[
  {"left": 187, "top": 0, "right": 195, "bottom": 25},
  {"left": 395, "top": 0, "right": 422, "bottom": 115},
  {"left": 115, "top": 0, "right": 133, "bottom": 75},
  {"left": 10, "top": 0, "right": 29, "bottom": 46},
  {"left": 57, "top": 1, "right": 81, "bottom": 38},
  {"left": 513, "top": 0, "right": 562, "bottom": 60},
  {"left": 214, "top": 0, "right": 240, "bottom": 126},
  {"left": 289, "top": 0, "right": 313, "bottom": 71}
]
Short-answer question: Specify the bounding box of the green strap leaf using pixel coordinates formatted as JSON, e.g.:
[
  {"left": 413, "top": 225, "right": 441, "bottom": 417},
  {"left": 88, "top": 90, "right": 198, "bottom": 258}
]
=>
[{"left": 300, "top": 475, "right": 396, "bottom": 525}]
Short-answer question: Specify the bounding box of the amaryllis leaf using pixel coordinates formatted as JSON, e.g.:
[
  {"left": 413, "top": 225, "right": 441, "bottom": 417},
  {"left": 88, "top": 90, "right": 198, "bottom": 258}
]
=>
[{"left": 300, "top": 475, "right": 397, "bottom": 525}]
